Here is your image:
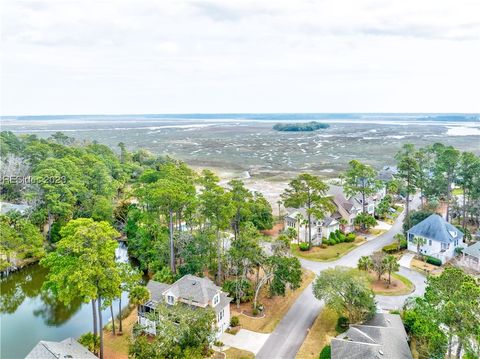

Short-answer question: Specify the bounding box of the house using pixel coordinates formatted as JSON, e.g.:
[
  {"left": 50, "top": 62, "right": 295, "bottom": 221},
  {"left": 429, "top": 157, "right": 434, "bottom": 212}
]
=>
[
  {"left": 328, "top": 185, "right": 363, "bottom": 233},
  {"left": 407, "top": 214, "right": 464, "bottom": 263},
  {"left": 138, "top": 274, "right": 232, "bottom": 338},
  {"left": 461, "top": 241, "right": 480, "bottom": 270},
  {"left": 331, "top": 313, "right": 412, "bottom": 359},
  {"left": 284, "top": 208, "right": 339, "bottom": 244},
  {"left": 25, "top": 338, "right": 97, "bottom": 359}
]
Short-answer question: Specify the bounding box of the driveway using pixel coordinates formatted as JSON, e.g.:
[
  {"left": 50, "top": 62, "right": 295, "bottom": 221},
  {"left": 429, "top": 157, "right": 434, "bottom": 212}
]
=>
[
  {"left": 221, "top": 329, "right": 270, "bottom": 355},
  {"left": 257, "top": 195, "right": 425, "bottom": 359},
  {"left": 398, "top": 252, "right": 415, "bottom": 268}
]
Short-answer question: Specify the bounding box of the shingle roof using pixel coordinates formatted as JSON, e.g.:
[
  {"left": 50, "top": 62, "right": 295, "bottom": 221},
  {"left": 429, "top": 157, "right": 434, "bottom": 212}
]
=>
[
  {"left": 463, "top": 241, "right": 480, "bottom": 259},
  {"left": 331, "top": 314, "right": 412, "bottom": 359},
  {"left": 146, "top": 281, "right": 172, "bottom": 302},
  {"left": 165, "top": 275, "right": 222, "bottom": 306},
  {"left": 25, "top": 338, "right": 97, "bottom": 359},
  {"left": 407, "top": 214, "right": 464, "bottom": 244}
]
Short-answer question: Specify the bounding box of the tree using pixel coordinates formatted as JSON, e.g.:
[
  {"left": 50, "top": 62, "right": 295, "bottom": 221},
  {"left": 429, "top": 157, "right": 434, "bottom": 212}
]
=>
[
  {"left": 281, "top": 174, "right": 333, "bottom": 247},
  {"left": 199, "top": 170, "right": 234, "bottom": 283},
  {"left": 357, "top": 256, "right": 372, "bottom": 271},
  {"left": 382, "top": 255, "right": 399, "bottom": 284},
  {"left": 370, "top": 252, "right": 386, "bottom": 280},
  {"left": 313, "top": 267, "right": 375, "bottom": 323},
  {"left": 395, "top": 144, "right": 419, "bottom": 226},
  {"left": 394, "top": 233, "right": 405, "bottom": 251},
  {"left": 40, "top": 218, "right": 122, "bottom": 359},
  {"left": 457, "top": 152, "right": 480, "bottom": 228},
  {"left": 403, "top": 210, "right": 435, "bottom": 233},
  {"left": 424, "top": 267, "right": 480, "bottom": 358},
  {"left": 412, "top": 236, "right": 427, "bottom": 260},
  {"left": 129, "top": 285, "right": 150, "bottom": 312},
  {"left": 78, "top": 332, "right": 100, "bottom": 355},
  {"left": 343, "top": 160, "right": 380, "bottom": 214},
  {"left": 130, "top": 303, "right": 216, "bottom": 359},
  {"left": 136, "top": 170, "right": 195, "bottom": 274},
  {"left": 431, "top": 144, "right": 460, "bottom": 222},
  {"left": 253, "top": 255, "right": 302, "bottom": 309},
  {"left": 354, "top": 213, "right": 377, "bottom": 231}
]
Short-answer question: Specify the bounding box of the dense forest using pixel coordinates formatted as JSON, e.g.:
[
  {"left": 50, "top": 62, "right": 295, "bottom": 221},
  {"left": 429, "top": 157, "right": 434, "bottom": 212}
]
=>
[{"left": 272, "top": 121, "right": 330, "bottom": 131}]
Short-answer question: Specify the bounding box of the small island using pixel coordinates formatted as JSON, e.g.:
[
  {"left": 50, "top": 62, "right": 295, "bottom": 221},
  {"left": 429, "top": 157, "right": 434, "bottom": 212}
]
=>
[{"left": 273, "top": 121, "right": 330, "bottom": 132}]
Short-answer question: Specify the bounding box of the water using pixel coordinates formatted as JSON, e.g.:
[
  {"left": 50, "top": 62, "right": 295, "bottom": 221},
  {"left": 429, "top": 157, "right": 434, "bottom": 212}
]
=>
[
  {"left": 2, "top": 113, "right": 478, "bottom": 178},
  {"left": 0, "top": 243, "right": 130, "bottom": 359}
]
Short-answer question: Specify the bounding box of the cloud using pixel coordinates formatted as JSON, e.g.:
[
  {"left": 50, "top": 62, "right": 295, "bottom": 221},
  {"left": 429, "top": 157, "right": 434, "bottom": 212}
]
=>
[{"left": 1, "top": 0, "right": 479, "bottom": 114}]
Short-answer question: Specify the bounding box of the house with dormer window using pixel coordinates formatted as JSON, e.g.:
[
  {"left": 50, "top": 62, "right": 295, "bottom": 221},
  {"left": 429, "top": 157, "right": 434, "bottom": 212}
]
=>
[
  {"left": 407, "top": 213, "right": 464, "bottom": 263},
  {"left": 138, "top": 274, "right": 232, "bottom": 338}
]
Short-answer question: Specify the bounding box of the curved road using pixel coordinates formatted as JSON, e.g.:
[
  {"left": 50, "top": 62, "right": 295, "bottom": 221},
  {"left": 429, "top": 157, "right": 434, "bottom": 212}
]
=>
[{"left": 256, "top": 197, "right": 426, "bottom": 359}]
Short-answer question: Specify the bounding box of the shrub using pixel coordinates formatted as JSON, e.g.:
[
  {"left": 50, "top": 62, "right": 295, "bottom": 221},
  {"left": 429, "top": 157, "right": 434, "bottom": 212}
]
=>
[
  {"left": 214, "top": 340, "right": 223, "bottom": 347},
  {"left": 329, "top": 232, "right": 336, "bottom": 240},
  {"left": 426, "top": 256, "right": 442, "bottom": 266},
  {"left": 320, "top": 244, "right": 327, "bottom": 249},
  {"left": 252, "top": 307, "right": 259, "bottom": 316},
  {"left": 382, "top": 243, "right": 398, "bottom": 254},
  {"left": 336, "top": 316, "right": 349, "bottom": 333},
  {"left": 337, "top": 233, "right": 346, "bottom": 243},
  {"left": 319, "top": 345, "right": 331, "bottom": 359},
  {"left": 230, "top": 316, "right": 240, "bottom": 327},
  {"left": 399, "top": 239, "right": 407, "bottom": 249},
  {"left": 345, "top": 233, "right": 356, "bottom": 242},
  {"left": 299, "top": 242, "right": 310, "bottom": 251}
]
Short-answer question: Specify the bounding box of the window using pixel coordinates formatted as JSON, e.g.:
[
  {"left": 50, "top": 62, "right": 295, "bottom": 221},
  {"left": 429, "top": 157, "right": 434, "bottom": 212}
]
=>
[
  {"left": 167, "top": 295, "right": 174, "bottom": 305},
  {"left": 441, "top": 243, "right": 449, "bottom": 251},
  {"left": 429, "top": 240, "right": 432, "bottom": 246},
  {"left": 213, "top": 294, "right": 219, "bottom": 306},
  {"left": 218, "top": 309, "right": 224, "bottom": 322},
  {"left": 454, "top": 240, "right": 458, "bottom": 246}
]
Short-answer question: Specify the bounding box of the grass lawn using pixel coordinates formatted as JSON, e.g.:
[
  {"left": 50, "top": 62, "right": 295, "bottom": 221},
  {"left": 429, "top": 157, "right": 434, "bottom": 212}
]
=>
[
  {"left": 103, "top": 307, "right": 137, "bottom": 359},
  {"left": 231, "top": 269, "right": 315, "bottom": 333},
  {"left": 410, "top": 258, "right": 443, "bottom": 275},
  {"left": 295, "top": 307, "right": 339, "bottom": 359},
  {"left": 224, "top": 347, "right": 255, "bottom": 359},
  {"left": 370, "top": 272, "right": 414, "bottom": 296},
  {"left": 291, "top": 237, "right": 366, "bottom": 262}
]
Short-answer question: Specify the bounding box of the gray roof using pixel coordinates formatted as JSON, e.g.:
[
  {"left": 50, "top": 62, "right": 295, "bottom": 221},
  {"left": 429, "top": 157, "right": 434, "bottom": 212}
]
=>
[
  {"left": 25, "top": 338, "right": 97, "bottom": 359},
  {"left": 463, "top": 241, "right": 480, "bottom": 259},
  {"left": 146, "top": 281, "right": 172, "bottom": 302},
  {"left": 407, "top": 214, "right": 464, "bottom": 244},
  {"left": 331, "top": 313, "right": 412, "bottom": 359},
  {"left": 167, "top": 275, "right": 221, "bottom": 305}
]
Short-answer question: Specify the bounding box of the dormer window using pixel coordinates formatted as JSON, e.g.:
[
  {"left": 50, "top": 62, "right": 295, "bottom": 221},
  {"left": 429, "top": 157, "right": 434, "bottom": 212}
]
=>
[
  {"left": 213, "top": 294, "right": 220, "bottom": 306},
  {"left": 167, "top": 295, "right": 174, "bottom": 305}
]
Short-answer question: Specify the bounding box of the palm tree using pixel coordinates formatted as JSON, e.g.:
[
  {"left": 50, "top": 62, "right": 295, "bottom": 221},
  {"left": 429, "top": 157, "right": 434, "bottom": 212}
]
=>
[
  {"left": 383, "top": 255, "right": 400, "bottom": 285},
  {"left": 394, "top": 233, "right": 405, "bottom": 251},
  {"left": 129, "top": 286, "right": 150, "bottom": 312},
  {"left": 358, "top": 256, "right": 373, "bottom": 271},
  {"left": 413, "top": 236, "right": 427, "bottom": 260},
  {"left": 277, "top": 200, "right": 283, "bottom": 221}
]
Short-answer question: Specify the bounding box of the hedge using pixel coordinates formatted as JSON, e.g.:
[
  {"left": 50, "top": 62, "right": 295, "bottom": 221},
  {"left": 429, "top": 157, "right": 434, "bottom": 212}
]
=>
[
  {"left": 299, "top": 242, "right": 310, "bottom": 251},
  {"left": 319, "top": 345, "right": 331, "bottom": 359},
  {"left": 425, "top": 256, "right": 442, "bottom": 266},
  {"left": 382, "top": 243, "right": 398, "bottom": 254}
]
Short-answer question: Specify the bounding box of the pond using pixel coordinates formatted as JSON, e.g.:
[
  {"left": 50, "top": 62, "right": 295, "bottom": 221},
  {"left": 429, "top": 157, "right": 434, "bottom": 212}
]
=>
[{"left": 0, "top": 244, "right": 130, "bottom": 359}]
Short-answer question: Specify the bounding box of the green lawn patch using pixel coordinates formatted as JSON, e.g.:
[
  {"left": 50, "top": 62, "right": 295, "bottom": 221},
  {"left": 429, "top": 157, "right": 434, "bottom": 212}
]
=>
[{"left": 291, "top": 237, "right": 365, "bottom": 262}]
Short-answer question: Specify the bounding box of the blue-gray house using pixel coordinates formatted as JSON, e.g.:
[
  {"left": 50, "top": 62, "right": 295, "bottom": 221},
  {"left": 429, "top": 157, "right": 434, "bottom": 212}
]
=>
[{"left": 407, "top": 214, "right": 464, "bottom": 263}]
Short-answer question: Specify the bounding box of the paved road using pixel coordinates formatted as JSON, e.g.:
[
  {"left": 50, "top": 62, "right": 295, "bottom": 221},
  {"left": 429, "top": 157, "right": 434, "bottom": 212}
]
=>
[{"left": 257, "top": 197, "right": 426, "bottom": 359}]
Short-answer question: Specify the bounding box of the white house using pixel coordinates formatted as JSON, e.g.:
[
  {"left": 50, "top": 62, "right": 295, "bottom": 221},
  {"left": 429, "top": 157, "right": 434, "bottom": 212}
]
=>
[
  {"left": 25, "top": 338, "right": 97, "bottom": 359},
  {"left": 407, "top": 214, "right": 464, "bottom": 263},
  {"left": 138, "top": 275, "right": 232, "bottom": 338},
  {"left": 284, "top": 208, "right": 339, "bottom": 244}
]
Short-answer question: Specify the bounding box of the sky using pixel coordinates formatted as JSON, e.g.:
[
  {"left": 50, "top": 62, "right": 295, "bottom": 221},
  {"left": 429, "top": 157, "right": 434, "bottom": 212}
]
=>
[{"left": 1, "top": 0, "right": 480, "bottom": 115}]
